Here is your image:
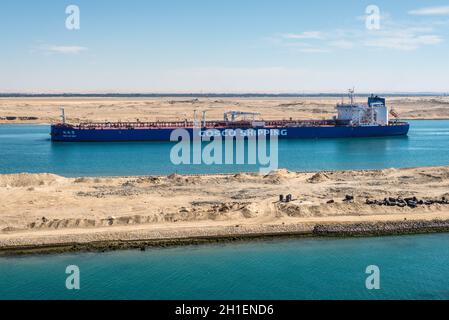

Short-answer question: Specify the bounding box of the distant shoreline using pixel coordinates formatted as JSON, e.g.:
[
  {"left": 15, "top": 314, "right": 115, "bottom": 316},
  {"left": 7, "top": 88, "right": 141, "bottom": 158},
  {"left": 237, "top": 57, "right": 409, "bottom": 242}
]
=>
[{"left": 1, "top": 93, "right": 448, "bottom": 98}]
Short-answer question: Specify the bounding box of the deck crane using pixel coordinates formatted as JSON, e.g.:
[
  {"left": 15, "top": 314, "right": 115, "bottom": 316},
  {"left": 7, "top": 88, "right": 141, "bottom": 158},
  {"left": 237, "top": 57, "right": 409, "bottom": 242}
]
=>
[{"left": 223, "top": 111, "right": 261, "bottom": 122}]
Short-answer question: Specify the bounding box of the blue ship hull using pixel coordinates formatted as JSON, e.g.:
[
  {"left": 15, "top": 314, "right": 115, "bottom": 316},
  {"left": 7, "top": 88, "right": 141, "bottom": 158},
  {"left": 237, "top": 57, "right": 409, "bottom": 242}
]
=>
[{"left": 51, "top": 123, "right": 410, "bottom": 142}]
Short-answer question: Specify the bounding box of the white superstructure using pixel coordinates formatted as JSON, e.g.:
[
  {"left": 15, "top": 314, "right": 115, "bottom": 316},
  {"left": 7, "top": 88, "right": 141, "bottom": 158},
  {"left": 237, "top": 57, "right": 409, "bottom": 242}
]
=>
[{"left": 336, "top": 90, "right": 389, "bottom": 126}]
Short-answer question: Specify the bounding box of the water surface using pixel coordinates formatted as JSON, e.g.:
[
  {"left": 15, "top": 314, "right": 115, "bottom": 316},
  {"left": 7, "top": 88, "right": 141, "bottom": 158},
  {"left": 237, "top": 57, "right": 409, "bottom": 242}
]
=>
[
  {"left": 1, "top": 120, "right": 449, "bottom": 176},
  {"left": 1, "top": 234, "right": 449, "bottom": 300}
]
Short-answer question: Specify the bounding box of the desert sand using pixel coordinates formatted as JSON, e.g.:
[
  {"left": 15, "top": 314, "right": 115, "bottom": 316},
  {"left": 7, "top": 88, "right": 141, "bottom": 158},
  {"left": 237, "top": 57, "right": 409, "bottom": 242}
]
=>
[
  {"left": 1, "top": 166, "right": 449, "bottom": 253},
  {"left": 1, "top": 96, "right": 449, "bottom": 124}
]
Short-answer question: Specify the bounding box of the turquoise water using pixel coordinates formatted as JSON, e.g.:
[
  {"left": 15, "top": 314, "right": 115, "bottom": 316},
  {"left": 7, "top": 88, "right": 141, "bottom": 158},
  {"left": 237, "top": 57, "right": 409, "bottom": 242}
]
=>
[
  {"left": 1, "top": 234, "right": 449, "bottom": 300},
  {"left": 1, "top": 120, "right": 449, "bottom": 176},
  {"left": 2, "top": 120, "right": 449, "bottom": 300}
]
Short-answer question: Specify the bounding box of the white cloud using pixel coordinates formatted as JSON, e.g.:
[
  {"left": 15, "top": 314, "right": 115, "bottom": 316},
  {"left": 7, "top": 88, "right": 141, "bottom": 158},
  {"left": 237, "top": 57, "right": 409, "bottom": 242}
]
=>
[
  {"left": 409, "top": 6, "right": 449, "bottom": 16},
  {"left": 297, "top": 47, "right": 330, "bottom": 53},
  {"left": 280, "top": 42, "right": 330, "bottom": 53},
  {"left": 365, "top": 34, "right": 443, "bottom": 51},
  {"left": 36, "top": 45, "right": 88, "bottom": 55},
  {"left": 329, "top": 40, "right": 354, "bottom": 49},
  {"left": 274, "top": 15, "right": 444, "bottom": 52},
  {"left": 282, "top": 31, "right": 325, "bottom": 40}
]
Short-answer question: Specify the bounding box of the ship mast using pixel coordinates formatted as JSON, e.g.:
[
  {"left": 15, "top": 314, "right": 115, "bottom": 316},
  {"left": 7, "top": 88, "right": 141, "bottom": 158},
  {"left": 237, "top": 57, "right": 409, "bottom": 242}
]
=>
[
  {"left": 60, "top": 107, "right": 66, "bottom": 124},
  {"left": 193, "top": 109, "right": 199, "bottom": 127},
  {"left": 348, "top": 88, "right": 355, "bottom": 106}
]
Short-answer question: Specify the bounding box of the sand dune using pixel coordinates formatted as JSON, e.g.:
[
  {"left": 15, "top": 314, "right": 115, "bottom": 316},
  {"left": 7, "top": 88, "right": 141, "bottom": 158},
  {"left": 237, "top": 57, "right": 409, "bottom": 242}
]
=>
[
  {"left": 0, "top": 173, "right": 65, "bottom": 188},
  {"left": 1, "top": 96, "right": 449, "bottom": 124},
  {"left": 1, "top": 166, "right": 449, "bottom": 250}
]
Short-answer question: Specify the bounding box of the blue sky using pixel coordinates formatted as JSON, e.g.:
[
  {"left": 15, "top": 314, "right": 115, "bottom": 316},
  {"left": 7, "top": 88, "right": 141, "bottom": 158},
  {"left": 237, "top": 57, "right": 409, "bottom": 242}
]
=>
[{"left": 1, "top": 0, "right": 449, "bottom": 93}]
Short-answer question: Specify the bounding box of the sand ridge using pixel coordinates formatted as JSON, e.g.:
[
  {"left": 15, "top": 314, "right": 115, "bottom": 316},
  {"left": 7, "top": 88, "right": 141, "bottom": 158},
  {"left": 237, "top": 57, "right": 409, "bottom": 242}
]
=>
[{"left": 1, "top": 166, "right": 449, "bottom": 243}]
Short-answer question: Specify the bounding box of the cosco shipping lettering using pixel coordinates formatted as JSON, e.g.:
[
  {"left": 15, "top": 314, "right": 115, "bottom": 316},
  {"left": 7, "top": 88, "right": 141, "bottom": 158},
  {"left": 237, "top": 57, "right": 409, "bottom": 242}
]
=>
[
  {"left": 50, "top": 93, "right": 410, "bottom": 142},
  {"left": 199, "top": 128, "right": 289, "bottom": 137}
]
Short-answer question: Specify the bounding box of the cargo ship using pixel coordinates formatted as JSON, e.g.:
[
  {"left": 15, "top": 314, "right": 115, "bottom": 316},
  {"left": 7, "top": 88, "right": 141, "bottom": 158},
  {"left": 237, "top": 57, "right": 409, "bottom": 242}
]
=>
[{"left": 51, "top": 92, "right": 410, "bottom": 142}]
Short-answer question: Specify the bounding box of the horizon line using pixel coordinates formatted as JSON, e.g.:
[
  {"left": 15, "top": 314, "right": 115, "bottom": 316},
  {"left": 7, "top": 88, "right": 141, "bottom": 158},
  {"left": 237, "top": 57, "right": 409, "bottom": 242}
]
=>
[{"left": 1, "top": 92, "right": 448, "bottom": 97}]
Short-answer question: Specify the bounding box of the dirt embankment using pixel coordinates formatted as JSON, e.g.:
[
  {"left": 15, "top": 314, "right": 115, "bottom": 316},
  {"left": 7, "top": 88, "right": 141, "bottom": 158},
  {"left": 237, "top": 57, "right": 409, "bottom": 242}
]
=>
[{"left": 1, "top": 166, "right": 449, "bottom": 254}]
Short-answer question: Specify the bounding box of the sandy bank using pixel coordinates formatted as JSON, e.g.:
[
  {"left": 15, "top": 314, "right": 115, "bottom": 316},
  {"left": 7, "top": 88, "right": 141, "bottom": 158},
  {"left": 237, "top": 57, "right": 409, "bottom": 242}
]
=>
[
  {"left": 1, "top": 166, "right": 449, "bottom": 254},
  {"left": 2, "top": 96, "right": 449, "bottom": 124},
  {"left": 2, "top": 217, "right": 449, "bottom": 256}
]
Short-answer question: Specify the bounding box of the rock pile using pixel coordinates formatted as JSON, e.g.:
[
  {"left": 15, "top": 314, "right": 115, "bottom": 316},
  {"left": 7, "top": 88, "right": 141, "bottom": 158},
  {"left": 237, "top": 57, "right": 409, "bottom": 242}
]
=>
[
  {"left": 366, "top": 196, "right": 449, "bottom": 208},
  {"left": 313, "top": 219, "right": 449, "bottom": 236},
  {"left": 279, "top": 194, "right": 293, "bottom": 203}
]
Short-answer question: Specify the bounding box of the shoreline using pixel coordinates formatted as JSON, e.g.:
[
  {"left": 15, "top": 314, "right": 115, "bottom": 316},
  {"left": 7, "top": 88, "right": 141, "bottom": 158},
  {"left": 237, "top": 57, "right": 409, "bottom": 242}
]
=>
[
  {"left": 1, "top": 219, "right": 449, "bottom": 256},
  {"left": 2, "top": 166, "right": 449, "bottom": 256},
  {"left": 0, "top": 163, "right": 447, "bottom": 179}
]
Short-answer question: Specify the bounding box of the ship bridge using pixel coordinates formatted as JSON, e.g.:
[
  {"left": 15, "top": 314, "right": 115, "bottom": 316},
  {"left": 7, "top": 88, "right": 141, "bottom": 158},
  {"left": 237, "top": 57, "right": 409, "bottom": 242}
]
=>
[{"left": 336, "top": 90, "right": 389, "bottom": 126}]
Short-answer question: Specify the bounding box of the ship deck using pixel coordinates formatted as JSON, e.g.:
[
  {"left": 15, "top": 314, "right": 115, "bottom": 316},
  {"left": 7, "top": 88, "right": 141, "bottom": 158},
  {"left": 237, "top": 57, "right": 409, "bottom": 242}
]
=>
[{"left": 52, "top": 119, "right": 409, "bottom": 130}]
